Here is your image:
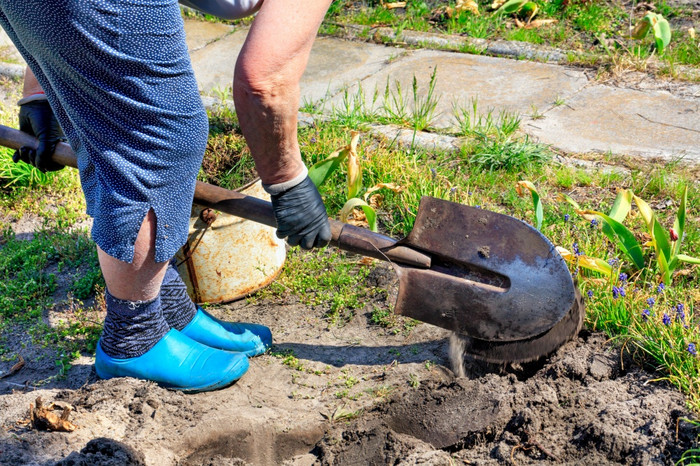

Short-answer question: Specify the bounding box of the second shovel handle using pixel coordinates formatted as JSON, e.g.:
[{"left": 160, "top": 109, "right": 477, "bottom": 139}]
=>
[{"left": 0, "top": 124, "right": 431, "bottom": 268}]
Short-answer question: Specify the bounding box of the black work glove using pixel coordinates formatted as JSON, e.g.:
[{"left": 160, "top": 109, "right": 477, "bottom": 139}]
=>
[
  {"left": 270, "top": 175, "right": 331, "bottom": 250},
  {"left": 13, "top": 99, "right": 65, "bottom": 172}
]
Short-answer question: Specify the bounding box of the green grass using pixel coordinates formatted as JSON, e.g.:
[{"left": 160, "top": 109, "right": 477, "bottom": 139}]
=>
[
  {"left": 323, "top": 0, "right": 699, "bottom": 70},
  {"left": 261, "top": 249, "right": 373, "bottom": 326}
]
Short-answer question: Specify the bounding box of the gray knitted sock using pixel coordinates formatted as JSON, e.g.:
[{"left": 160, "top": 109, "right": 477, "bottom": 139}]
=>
[
  {"left": 160, "top": 260, "right": 197, "bottom": 331},
  {"left": 100, "top": 290, "right": 170, "bottom": 359}
]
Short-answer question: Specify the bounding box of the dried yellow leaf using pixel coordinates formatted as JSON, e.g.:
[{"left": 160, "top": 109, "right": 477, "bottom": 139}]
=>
[
  {"left": 382, "top": 1, "right": 407, "bottom": 9},
  {"left": 521, "top": 18, "right": 558, "bottom": 29},
  {"left": 491, "top": 0, "right": 507, "bottom": 9},
  {"left": 456, "top": 0, "right": 480, "bottom": 15}
]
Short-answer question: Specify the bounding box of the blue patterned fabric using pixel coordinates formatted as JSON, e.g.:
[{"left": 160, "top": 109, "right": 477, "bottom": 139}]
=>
[{"left": 0, "top": 0, "right": 208, "bottom": 263}]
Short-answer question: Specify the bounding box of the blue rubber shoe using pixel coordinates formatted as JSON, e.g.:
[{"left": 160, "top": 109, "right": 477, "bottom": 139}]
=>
[
  {"left": 180, "top": 308, "right": 272, "bottom": 357},
  {"left": 95, "top": 329, "right": 249, "bottom": 393}
]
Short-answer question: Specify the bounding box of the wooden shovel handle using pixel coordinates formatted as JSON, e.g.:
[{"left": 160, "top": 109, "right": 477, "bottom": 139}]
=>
[{"left": 0, "top": 124, "right": 430, "bottom": 268}]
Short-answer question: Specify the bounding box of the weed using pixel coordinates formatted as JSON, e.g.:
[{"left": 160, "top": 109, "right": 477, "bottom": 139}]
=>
[
  {"left": 453, "top": 98, "right": 521, "bottom": 138},
  {"left": 469, "top": 134, "right": 552, "bottom": 171},
  {"left": 408, "top": 373, "right": 420, "bottom": 388}
]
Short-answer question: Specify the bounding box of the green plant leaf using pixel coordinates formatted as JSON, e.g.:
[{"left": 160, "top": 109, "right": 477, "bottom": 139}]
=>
[
  {"left": 516, "top": 181, "right": 542, "bottom": 230},
  {"left": 673, "top": 185, "right": 687, "bottom": 257},
  {"left": 340, "top": 198, "right": 377, "bottom": 232},
  {"left": 583, "top": 210, "right": 645, "bottom": 269},
  {"left": 608, "top": 189, "right": 633, "bottom": 223},
  {"left": 677, "top": 254, "right": 700, "bottom": 265},
  {"left": 633, "top": 195, "right": 654, "bottom": 229},
  {"left": 656, "top": 243, "right": 671, "bottom": 284},
  {"left": 652, "top": 14, "right": 672, "bottom": 53},
  {"left": 497, "top": 0, "right": 527, "bottom": 14},
  {"left": 308, "top": 148, "right": 348, "bottom": 188},
  {"left": 652, "top": 219, "right": 672, "bottom": 269}
]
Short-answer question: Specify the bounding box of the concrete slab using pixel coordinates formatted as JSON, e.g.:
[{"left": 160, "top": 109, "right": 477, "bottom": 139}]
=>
[
  {"left": 300, "top": 37, "right": 400, "bottom": 105},
  {"left": 189, "top": 29, "right": 398, "bottom": 101},
  {"left": 184, "top": 18, "right": 234, "bottom": 52},
  {"left": 326, "top": 49, "right": 590, "bottom": 129},
  {"left": 188, "top": 28, "right": 249, "bottom": 93},
  {"left": 525, "top": 86, "right": 700, "bottom": 161}
]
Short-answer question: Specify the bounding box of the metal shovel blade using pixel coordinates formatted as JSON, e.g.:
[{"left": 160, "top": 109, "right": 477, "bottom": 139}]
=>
[{"left": 388, "top": 197, "right": 576, "bottom": 342}]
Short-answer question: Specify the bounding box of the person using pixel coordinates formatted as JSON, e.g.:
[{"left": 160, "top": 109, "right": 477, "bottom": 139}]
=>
[{"left": 3, "top": 0, "right": 333, "bottom": 392}]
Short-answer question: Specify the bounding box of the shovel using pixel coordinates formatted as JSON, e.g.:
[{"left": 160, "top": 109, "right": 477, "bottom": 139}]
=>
[{"left": 0, "top": 125, "right": 582, "bottom": 362}]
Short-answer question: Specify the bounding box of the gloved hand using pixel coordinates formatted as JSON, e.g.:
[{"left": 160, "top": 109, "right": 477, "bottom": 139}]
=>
[
  {"left": 270, "top": 175, "right": 331, "bottom": 250},
  {"left": 13, "top": 99, "right": 65, "bottom": 172}
]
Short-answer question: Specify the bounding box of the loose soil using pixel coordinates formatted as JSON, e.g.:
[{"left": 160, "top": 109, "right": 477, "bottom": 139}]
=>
[{"left": 0, "top": 256, "right": 698, "bottom": 465}]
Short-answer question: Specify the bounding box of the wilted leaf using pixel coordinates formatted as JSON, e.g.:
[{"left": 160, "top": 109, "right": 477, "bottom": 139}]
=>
[
  {"left": 456, "top": 0, "right": 480, "bottom": 15},
  {"left": 382, "top": 1, "right": 406, "bottom": 9},
  {"left": 520, "top": 18, "right": 558, "bottom": 28},
  {"left": 557, "top": 247, "right": 613, "bottom": 276},
  {"left": 340, "top": 198, "right": 377, "bottom": 232},
  {"left": 631, "top": 15, "right": 652, "bottom": 39},
  {"left": 364, "top": 182, "right": 404, "bottom": 202},
  {"left": 29, "top": 397, "right": 77, "bottom": 432},
  {"left": 346, "top": 131, "right": 362, "bottom": 199},
  {"left": 491, "top": 0, "right": 507, "bottom": 9}
]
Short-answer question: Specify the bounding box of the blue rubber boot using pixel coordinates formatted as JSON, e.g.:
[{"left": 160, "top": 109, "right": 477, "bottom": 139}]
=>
[
  {"left": 95, "top": 329, "right": 249, "bottom": 393},
  {"left": 180, "top": 308, "right": 272, "bottom": 357}
]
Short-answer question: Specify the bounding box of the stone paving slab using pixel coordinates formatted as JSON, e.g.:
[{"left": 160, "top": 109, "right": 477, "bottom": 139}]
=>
[
  {"left": 324, "top": 49, "right": 590, "bottom": 130},
  {"left": 184, "top": 20, "right": 234, "bottom": 52},
  {"left": 525, "top": 86, "right": 700, "bottom": 161},
  {"left": 188, "top": 27, "right": 248, "bottom": 94},
  {"left": 185, "top": 20, "right": 398, "bottom": 102}
]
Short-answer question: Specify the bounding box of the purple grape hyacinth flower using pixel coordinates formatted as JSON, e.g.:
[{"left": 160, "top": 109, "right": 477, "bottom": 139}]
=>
[
  {"left": 646, "top": 297, "right": 655, "bottom": 307},
  {"left": 657, "top": 283, "right": 665, "bottom": 293},
  {"left": 608, "top": 258, "right": 619, "bottom": 266},
  {"left": 590, "top": 218, "right": 599, "bottom": 228},
  {"left": 642, "top": 309, "right": 651, "bottom": 321},
  {"left": 662, "top": 313, "right": 671, "bottom": 325},
  {"left": 618, "top": 273, "right": 628, "bottom": 283},
  {"left": 676, "top": 303, "right": 686, "bottom": 322},
  {"left": 564, "top": 214, "right": 570, "bottom": 222},
  {"left": 688, "top": 343, "right": 697, "bottom": 356},
  {"left": 587, "top": 290, "right": 594, "bottom": 299},
  {"left": 612, "top": 286, "right": 625, "bottom": 299}
]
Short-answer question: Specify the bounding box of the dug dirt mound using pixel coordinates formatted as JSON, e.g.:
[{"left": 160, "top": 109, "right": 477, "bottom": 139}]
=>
[{"left": 314, "top": 332, "right": 697, "bottom": 465}]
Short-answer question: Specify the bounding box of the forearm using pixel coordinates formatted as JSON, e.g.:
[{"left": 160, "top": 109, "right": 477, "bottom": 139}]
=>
[
  {"left": 22, "top": 67, "right": 44, "bottom": 98},
  {"left": 232, "top": 0, "right": 331, "bottom": 185}
]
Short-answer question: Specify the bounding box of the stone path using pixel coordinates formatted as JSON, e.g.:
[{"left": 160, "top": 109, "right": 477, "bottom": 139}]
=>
[
  {"left": 1, "top": 19, "right": 698, "bottom": 162},
  {"left": 183, "top": 20, "right": 699, "bottom": 162}
]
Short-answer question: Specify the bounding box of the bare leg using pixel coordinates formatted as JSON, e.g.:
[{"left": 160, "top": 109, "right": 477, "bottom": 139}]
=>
[
  {"left": 233, "top": 0, "right": 332, "bottom": 185},
  {"left": 97, "top": 209, "right": 168, "bottom": 301}
]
